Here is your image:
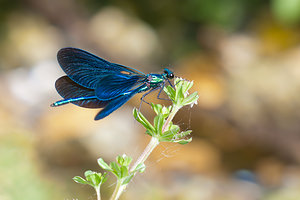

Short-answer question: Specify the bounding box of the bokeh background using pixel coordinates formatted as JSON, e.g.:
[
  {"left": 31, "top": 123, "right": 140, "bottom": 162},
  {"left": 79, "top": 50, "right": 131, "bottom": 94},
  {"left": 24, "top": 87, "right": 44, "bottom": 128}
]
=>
[{"left": 1, "top": 0, "right": 300, "bottom": 199}]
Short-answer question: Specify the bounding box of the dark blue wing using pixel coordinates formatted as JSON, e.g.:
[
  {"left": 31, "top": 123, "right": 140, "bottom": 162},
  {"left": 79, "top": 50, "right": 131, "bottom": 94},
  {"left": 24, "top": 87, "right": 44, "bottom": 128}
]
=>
[
  {"left": 94, "top": 84, "right": 147, "bottom": 120},
  {"left": 57, "top": 47, "right": 145, "bottom": 89},
  {"left": 95, "top": 74, "right": 145, "bottom": 100},
  {"left": 55, "top": 76, "right": 108, "bottom": 108}
]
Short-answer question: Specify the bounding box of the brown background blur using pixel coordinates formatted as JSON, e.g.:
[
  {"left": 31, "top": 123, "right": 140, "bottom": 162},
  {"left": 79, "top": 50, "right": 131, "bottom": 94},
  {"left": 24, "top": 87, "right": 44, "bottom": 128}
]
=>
[{"left": 1, "top": 0, "right": 300, "bottom": 199}]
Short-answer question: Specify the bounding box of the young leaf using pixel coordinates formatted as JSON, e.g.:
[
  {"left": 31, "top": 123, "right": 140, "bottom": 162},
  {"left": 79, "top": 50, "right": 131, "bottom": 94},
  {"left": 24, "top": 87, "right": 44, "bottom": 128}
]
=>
[
  {"left": 97, "top": 158, "right": 112, "bottom": 171},
  {"left": 175, "top": 137, "right": 192, "bottom": 145},
  {"left": 85, "top": 171, "right": 98, "bottom": 187},
  {"left": 73, "top": 176, "right": 89, "bottom": 185},
  {"left": 120, "top": 166, "right": 128, "bottom": 178},
  {"left": 84, "top": 170, "right": 94, "bottom": 177},
  {"left": 133, "top": 163, "right": 146, "bottom": 173},
  {"left": 123, "top": 156, "right": 132, "bottom": 167},
  {"left": 183, "top": 81, "right": 194, "bottom": 94},
  {"left": 177, "top": 130, "right": 192, "bottom": 138},
  {"left": 161, "top": 125, "right": 180, "bottom": 139},
  {"left": 152, "top": 103, "right": 162, "bottom": 115},
  {"left": 174, "top": 78, "right": 182, "bottom": 88},
  {"left": 164, "top": 85, "right": 175, "bottom": 100},
  {"left": 145, "top": 129, "right": 154, "bottom": 136},
  {"left": 122, "top": 174, "right": 134, "bottom": 185},
  {"left": 110, "top": 162, "right": 121, "bottom": 178},
  {"left": 155, "top": 114, "right": 164, "bottom": 135},
  {"left": 133, "top": 108, "right": 155, "bottom": 132},
  {"left": 153, "top": 115, "right": 159, "bottom": 130},
  {"left": 102, "top": 172, "right": 108, "bottom": 183},
  {"left": 161, "top": 106, "right": 170, "bottom": 117},
  {"left": 116, "top": 156, "right": 125, "bottom": 165},
  {"left": 91, "top": 174, "right": 101, "bottom": 186},
  {"left": 176, "top": 85, "right": 184, "bottom": 104},
  {"left": 182, "top": 92, "right": 199, "bottom": 106}
]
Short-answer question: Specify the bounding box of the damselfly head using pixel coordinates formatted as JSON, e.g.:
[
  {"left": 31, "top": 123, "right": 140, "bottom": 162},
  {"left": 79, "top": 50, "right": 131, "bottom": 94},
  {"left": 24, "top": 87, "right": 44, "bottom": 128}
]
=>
[{"left": 164, "top": 68, "right": 174, "bottom": 79}]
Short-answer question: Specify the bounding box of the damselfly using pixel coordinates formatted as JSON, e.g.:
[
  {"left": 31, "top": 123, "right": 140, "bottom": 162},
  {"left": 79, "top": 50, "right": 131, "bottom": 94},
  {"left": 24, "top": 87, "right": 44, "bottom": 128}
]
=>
[{"left": 51, "top": 48, "right": 174, "bottom": 120}]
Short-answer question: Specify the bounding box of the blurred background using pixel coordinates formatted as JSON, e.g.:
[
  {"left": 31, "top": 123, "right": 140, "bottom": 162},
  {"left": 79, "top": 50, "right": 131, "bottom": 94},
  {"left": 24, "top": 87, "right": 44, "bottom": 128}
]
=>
[{"left": 1, "top": 0, "right": 300, "bottom": 199}]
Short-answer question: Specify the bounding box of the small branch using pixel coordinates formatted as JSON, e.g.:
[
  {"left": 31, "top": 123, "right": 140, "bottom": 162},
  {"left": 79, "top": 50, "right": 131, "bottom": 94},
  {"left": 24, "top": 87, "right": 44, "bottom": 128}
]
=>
[
  {"left": 110, "top": 106, "right": 180, "bottom": 200},
  {"left": 110, "top": 137, "right": 160, "bottom": 200},
  {"left": 110, "top": 180, "right": 122, "bottom": 200},
  {"left": 130, "top": 137, "right": 160, "bottom": 172},
  {"left": 95, "top": 186, "right": 101, "bottom": 200},
  {"left": 162, "top": 105, "right": 179, "bottom": 133}
]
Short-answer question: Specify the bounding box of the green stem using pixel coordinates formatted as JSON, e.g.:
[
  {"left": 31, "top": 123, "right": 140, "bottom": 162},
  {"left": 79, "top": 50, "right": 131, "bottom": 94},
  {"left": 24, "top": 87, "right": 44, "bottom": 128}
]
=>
[
  {"left": 110, "top": 106, "right": 181, "bottom": 200},
  {"left": 130, "top": 137, "right": 160, "bottom": 172},
  {"left": 161, "top": 105, "right": 180, "bottom": 133},
  {"left": 95, "top": 186, "right": 101, "bottom": 200},
  {"left": 110, "top": 180, "right": 122, "bottom": 200},
  {"left": 109, "top": 105, "right": 181, "bottom": 200},
  {"left": 109, "top": 137, "right": 159, "bottom": 200}
]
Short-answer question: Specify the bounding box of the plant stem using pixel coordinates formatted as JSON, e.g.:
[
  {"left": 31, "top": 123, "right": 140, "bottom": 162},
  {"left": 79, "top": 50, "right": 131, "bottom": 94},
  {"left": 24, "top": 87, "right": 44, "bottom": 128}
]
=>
[
  {"left": 130, "top": 137, "right": 160, "bottom": 172},
  {"left": 110, "top": 180, "right": 122, "bottom": 200},
  {"left": 161, "top": 105, "right": 180, "bottom": 133},
  {"left": 109, "top": 106, "right": 180, "bottom": 200},
  {"left": 95, "top": 186, "right": 101, "bottom": 200},
  {"left": 110, "top": 137, "right": 159, "bottom": 200}
]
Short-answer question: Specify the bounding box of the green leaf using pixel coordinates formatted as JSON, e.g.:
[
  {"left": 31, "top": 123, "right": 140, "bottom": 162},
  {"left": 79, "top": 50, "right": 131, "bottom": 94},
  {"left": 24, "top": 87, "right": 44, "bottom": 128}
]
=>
[
  {"left": 173, "top": 81, "right": 184, "bottom": 106},
  {"left": 122, "top": 174, "right": 134, "bottom": 185},
  {"left": 73, "top": 176, "right": 89, "bottom": 185},
  {"left": 85, "top": 171, "right": 100, "bottom": 187},
  {"left": 133, "top": 108, "right": 155, "bottom": 132},
  {"left": 168, "top": 123, "right": 179, "bottom": 131},
  {"left": 177, "top": 84, "right": 184, "bottom": 102},
  {"left": 182, "top": 92, "right": 199, "bottom": 106},
  {"left": 153, "top": 115, "right": 159, "bottom": 130},
  {"left": 110, "top": 162, "right": 121, "bottom": 178},
  {"left": 154, "top": 114, "right": 164, "bottom": 135},
  {"left": 175, "top": 137, "right": 192, "bottom": 145},
  {"left": 177, "top": 130, "right": 192, "bottom": 138},
  {"left": 92, "top": 174, "right": 101, "bottom": 186},
  {"left": 84, "top": 170, "right": 94, "bottom": 177},
  {"left": 152, "top": 103, "right": 162, "bottom": 115},
  {"left": 174, "top": 78, "right": 182, "bottom": 87},
  {"left": 161, "top": 125, "right": 180, "bottom": 140},
  {"left": 117, "top": 154, "right": 132, "bottom": 166},
  {"left": 163, "top": 86, "right": 170, "bottom": 96},
  {"left": 117, "top": 154, "right": 132, "bottom": 167},
  {"left": 102, "top": 172, "right": 108, "bottom": 183},
  {"left": 161, "top": 106, "right": 170, "bottom": 116},
  {"left": 116, "top": 155, "right": 124, "bottom": 166},
  {"left": 175, "top": 83, "right": 180, "bottom": 100},
  {"left": 133, "top": 108, "right": 149, "bottom": 129},
  {"left": 120, "top": 166, "right": 128, "bottom": 178},
  {"left": 164, "top": 85, "right": 175, "bottom": 100},
  {"left": 145, "top": 129, "right": 154, "bottom": 136},
  {"left": 133, "top": 163, "right": 146, "bottom": 173},
  {"left": 124, "top": 156, "right": 132, "bottom": 167},
  {"left": 133, "top": 107, "right": 138, "bottom": 118},
  {"left": 184, "top": 81, "right": 194, "bottom": 94},
  {"left": 97, "top": 158, "right": 112, "bottom": 171}
]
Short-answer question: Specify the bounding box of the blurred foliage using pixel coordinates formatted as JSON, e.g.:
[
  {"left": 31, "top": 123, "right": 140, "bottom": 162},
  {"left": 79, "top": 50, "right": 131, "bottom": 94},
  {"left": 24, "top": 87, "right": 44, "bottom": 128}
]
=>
[
  {"left": 0, "top": 0, "right": 20, "bottom": 21},
  {"left": 271, "top": 0, "right": 300, "bottom": 25},
  {"left": 0, "top": 132, "right": 64, "bottom": 200},
  {"left": 81, "top": 0, "right": 265, "bottom": 28},
  {"left": 182, "top": 0, "right": 263, "bottom": 29}
]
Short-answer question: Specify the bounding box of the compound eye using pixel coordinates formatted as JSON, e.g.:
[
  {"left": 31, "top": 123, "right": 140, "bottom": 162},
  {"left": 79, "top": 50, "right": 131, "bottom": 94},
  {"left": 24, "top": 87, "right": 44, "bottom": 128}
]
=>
[{"left": 169, "top": 73, "right": 174, "bottom": 79}]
